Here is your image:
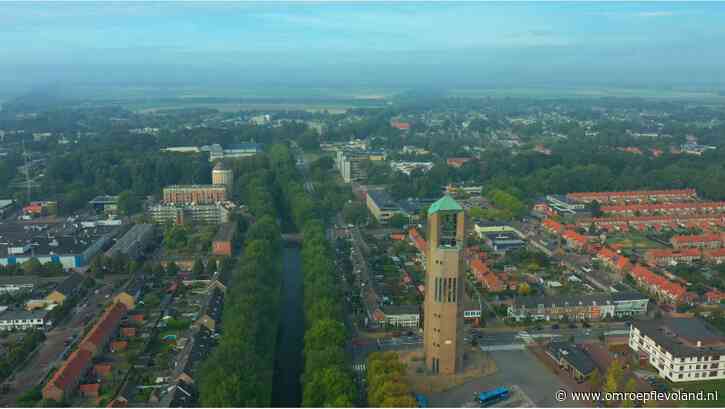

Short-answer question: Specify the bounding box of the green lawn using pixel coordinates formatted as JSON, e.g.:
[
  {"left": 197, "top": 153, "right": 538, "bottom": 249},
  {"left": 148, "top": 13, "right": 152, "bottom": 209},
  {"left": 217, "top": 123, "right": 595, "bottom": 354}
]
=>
[
  {"left": 670, "top": 379, "right": 725, "bottom": 407},
  {"left": 606, "top": 233, "right": 665, "bottom": 250}
]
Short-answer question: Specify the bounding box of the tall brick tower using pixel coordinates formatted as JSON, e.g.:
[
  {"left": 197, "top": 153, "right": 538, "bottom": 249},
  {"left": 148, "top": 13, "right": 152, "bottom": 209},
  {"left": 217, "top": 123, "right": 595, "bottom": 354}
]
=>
[{"left": 423, "top": 195, "right": 466, "bottom": 375}]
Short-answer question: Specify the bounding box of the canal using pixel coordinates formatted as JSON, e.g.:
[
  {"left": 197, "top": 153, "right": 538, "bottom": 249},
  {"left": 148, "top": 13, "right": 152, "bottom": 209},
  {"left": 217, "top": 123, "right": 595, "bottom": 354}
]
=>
[{"left": 271, "top": 242, "right": 304, "bottom": 407}]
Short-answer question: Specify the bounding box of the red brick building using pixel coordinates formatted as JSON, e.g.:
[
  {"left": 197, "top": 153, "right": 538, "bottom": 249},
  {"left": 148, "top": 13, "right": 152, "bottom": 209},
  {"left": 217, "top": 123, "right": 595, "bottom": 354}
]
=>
[
  {"left": 603, "top": 201, "right": 725, "bottom": 217},
  {"left": 162, "top": 185, "right": 227, "bottom": 204},
  {"left": 42, "top": 349, "right": 93, "bottom": 402},
  {"left": 671, "top": 233, "right": 723, "bottom": 250},
  {"left": 212, "top": 222, "right": 236, "bottom": 256},
  {"left": 645, "top": 248, "right": 701, "bottom": 267}
]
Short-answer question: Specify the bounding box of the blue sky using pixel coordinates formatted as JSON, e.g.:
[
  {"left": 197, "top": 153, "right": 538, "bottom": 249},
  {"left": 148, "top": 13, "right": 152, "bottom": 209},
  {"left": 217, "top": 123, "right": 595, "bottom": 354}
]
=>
[{"left": 2, "top": 2, "right": 725, "bottom": 92}]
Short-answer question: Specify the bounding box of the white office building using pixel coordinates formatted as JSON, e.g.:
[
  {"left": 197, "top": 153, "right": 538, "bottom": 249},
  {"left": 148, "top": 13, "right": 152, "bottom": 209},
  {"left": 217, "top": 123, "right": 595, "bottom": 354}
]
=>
[{"left": 628, "top": 318, "right": 725, "bottom": 382}]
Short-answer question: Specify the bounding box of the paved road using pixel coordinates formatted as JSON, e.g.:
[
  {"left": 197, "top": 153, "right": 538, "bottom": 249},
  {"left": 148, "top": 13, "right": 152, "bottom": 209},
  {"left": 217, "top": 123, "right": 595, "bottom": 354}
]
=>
[{"left": 351, "top": 322, "right": 629, "bottom": 366}]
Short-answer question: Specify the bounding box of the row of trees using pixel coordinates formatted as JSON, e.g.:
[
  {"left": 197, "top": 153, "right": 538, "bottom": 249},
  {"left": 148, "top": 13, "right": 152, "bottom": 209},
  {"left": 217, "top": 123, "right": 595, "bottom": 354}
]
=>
[
  {"left": 366, "top": 352, "right": 417, "bottom": 407},
  {"left": 0, "top": 330, "right": 46, "bottom": 382},
  {"left": 0, "top": 258, "right": 65, "bottom": 277},
  {"left": 269, "top": 144, "right": 357, "bottom": 407},
  {"left": 199, "top": 153, "right": 284, "bottom": 406}
]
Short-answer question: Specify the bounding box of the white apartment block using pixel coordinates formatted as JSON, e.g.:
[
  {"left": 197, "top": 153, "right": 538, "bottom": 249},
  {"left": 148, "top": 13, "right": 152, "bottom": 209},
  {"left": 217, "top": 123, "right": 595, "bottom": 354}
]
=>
[
  {"left": 0, "top": 309, "right": 50, "bottom": 331},
  {"left": 629, "top": 318, "right": 725, "bottom": 382}
]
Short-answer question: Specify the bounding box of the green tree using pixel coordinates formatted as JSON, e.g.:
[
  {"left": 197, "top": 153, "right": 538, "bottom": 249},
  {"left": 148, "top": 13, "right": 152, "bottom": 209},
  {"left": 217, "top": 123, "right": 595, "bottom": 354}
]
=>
[
  {"left": 22, "top": 258, "right": 43, "bottom": 275},
  {"left": 604, "top": 360, "right": 624, "bottom": 395},
  {"left": 589, "top": 200, "right": 603, "bottom": 218},
  {"left": 117, "top": 190, "right": 142, "bottom": 216},
  {"left": 166, "top": 262, "right": 179, "bottom": 277},
  {"left": 622, "top": 378, "right": 638, "bottom": 407},
  {"left": 388, "top": 213, "right": 409, "bottom": 229},
  {"left": 192, "top": 258, "right": 205, "bottom": 278},
  {"left": 588, "top": 368, "right": 602, "bottom": 392}
]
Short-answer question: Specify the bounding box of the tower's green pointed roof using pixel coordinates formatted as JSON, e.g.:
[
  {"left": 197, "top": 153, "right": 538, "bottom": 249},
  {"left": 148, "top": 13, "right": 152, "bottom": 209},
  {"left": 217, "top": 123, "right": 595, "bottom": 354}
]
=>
[{"left": 428, "top": 195, "right": 463, "bottom": 215}]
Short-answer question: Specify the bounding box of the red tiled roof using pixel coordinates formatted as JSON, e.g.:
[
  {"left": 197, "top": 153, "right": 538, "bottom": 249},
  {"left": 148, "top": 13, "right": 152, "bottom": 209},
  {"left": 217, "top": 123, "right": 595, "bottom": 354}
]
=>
[
  {"left": 614, "top": 255, "right": 632, "bottom": 271},
  {"left": 46, "top": 349, "right": 92, "bottom": 392},
  {"left": 705, "top": 248, "right": 725, "bottom": 258},
  {"left": 446, "top": 157, "right": 473, "bottom": 167},
  {"left": 79, "top": 383, "right": 100, "bottom": 396},
  {"left": 568, "top": 189, "right": 696, "bottom": 201},
  {"left": 83, "top": 302, "right": 127, "bottom": 351},
  {"left": 597, "top": 247, "right": 617, "bottom": 260},
  {"left": 618, "top": 147, "right": 643, "bottom": 155},
  {"left": 542, "top": 219, "right": 564, "bottom": 234},
  {"left": 562, "top": 229, "right": 588, "bottom": 246},
  {"left": 603, "top": 202, "right": 725, "bottom": 214},
  {"left": 480, "top": 272, "right": 505, "bottom": 292},
  {"left": 391, "top": 121, "right": 410, "bottom": 130},
  {"left": 581, "top": 214, "right": 725, "bottom": 227},
  {"left": 629, "top": 264, "right": 685, "bottom": 301},
  {"left": 671, "top": 234, "right": 723, "bottom": 245},
  {"left": 409, "top": 228, "right": 428, "bottom": 255},
  {"left": 705, "top": 290, "right": 725, "bottom": 303},
  {"left": 470, "top": 258, "right": 488, "bottom": 275},
  {"left": 646, "top": 248, "right": 701, "bottom": 259}
]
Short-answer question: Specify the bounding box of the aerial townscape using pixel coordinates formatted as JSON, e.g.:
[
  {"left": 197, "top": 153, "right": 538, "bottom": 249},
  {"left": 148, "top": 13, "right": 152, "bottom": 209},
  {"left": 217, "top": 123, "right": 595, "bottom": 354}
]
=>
[{"left": 1, "top": 2, "right": 725, "bottom": 409}]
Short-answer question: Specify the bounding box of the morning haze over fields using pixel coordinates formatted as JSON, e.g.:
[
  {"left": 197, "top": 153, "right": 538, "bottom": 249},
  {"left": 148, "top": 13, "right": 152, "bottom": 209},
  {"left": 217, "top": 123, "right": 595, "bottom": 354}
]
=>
[
  {"left": 2, "top": 2, "right": 725, "bottom": 409},
  {"left": 1, "top": 2, "right": 725, "bottom": 101}
]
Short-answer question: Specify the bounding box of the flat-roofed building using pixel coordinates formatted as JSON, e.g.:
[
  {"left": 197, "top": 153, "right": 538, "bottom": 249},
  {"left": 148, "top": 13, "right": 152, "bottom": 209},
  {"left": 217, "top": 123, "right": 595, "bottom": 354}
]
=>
[
  {"left": 380, "top": 304, "right": 420, "bottom": 328},
  {"left": 163, "top": 185, "right": 227, "bottom": 205},
  {"left": 366, "top": 190, "right": 402, "bottom": 224},
  {"left": 0, "top": 309, "right": 50, "bottom": 331},
  {"left": 207, "top": 143, "right": 262, "bottom": 162},
  {"left": 89, "top": 195, "right": 119, "bottom": 214},
  {"left": 105, "top": 224, "right": 155, "bottom": 260},
  {"left": 628, "top": 318, "right": 725, "bottom": 382},
  {"left": 508, "top": 292, "right": 649, "bottom": 322},
  {"left": 148, "top": 202, "right": 233, "bottom": 225},
  {"left": 0, "top": 222, "right": 116, "bottom": 270}
]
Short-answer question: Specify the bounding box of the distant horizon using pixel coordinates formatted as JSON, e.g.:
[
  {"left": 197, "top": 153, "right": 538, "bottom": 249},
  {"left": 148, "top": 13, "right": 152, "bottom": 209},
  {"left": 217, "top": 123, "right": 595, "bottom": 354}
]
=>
[{"left": 2, "top": 1, "right": 725, "bottom": 100}]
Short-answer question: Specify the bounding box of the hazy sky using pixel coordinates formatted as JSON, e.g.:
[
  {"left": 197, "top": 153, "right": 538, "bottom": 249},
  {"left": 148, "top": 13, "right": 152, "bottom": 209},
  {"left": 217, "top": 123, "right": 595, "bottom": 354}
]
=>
[{"left": 2, "top": 1, "right": 725, "bottom": 95}]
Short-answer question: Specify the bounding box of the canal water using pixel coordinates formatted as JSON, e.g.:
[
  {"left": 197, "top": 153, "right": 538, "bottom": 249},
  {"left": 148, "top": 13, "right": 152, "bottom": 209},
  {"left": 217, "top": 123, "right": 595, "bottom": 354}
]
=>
[{"left": 271, "top": 243, "right": 304, "bottom": 407}]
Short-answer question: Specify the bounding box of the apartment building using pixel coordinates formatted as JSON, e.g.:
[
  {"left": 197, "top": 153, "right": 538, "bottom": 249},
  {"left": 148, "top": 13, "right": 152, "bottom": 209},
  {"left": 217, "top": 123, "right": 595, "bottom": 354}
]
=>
[
  {"left": 507, "top": 292, "right": 649, "bottom": 322},
  {"left": 578, "top": 214, "right": 725, "bottom": 232},
  {"left": 148, "top": 202, "right": 232, "bottom": 225},
  {"left": 628, "top": 318, "right": 725, "bottom": 382},
  {"left": 162, "top": 185, "right": 227, "bottom": 205},
  {"left": 671, "top": 234, "right": 723, "bottom": 250},
  {"left": 567, "top": 189, "right": 697, "bottom": 204},
  {"left": 603, "top": 202, "right": 725, "bottom": 217},
  {"left": 645, "top": 249, "right": 702, "bottom": 267},
  {"left": 0, "top": 309, "right": 50, "bottom": 331}
]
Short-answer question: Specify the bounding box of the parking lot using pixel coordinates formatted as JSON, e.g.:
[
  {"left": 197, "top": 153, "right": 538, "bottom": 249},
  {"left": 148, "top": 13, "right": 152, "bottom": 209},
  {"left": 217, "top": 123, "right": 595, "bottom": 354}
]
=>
[{"left": 427, "top": 349, "right": 581, "bottom": 408}]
